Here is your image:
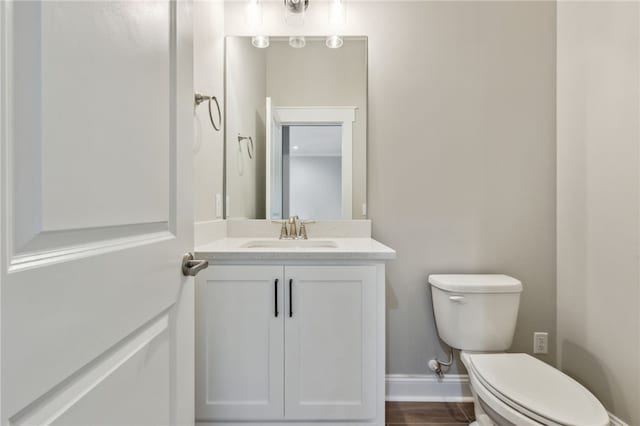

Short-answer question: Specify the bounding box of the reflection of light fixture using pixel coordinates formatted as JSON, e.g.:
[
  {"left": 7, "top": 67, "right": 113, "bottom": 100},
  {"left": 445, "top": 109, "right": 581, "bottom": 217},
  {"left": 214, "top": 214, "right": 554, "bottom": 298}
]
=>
[
  {"left": 292, "top": 145, "right": 299, "bottom": 150},
  {"left": 289, "top": 36, "right": 306, "bottom": 48},
  {"left": 284, "top": 0, "right": 309, "bottom": 26},
  {"left": 252, "top": 35, "right": 270, "bottom": 48},
  {"left": 326, "top": 35, "right": 343, "bottom": 49}
]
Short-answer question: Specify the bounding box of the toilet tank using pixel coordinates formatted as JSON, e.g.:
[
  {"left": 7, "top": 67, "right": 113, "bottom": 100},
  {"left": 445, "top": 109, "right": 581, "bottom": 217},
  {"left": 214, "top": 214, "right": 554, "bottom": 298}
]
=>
[{"left": 429, "top": 274, "right": 523, "bottom": 352}]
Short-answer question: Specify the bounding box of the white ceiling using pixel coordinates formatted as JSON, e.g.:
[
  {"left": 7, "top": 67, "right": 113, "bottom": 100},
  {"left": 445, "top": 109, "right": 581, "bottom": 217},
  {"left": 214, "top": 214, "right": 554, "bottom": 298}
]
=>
[{"left": 289, "top": 125, "right": 342, "bottom": 157}]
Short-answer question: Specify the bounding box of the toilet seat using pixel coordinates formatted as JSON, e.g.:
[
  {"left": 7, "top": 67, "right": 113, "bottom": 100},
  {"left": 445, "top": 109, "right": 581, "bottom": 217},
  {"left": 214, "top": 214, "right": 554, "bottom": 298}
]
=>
[{"left": 465, "top": 353, "right": 609, "bottom": 426}]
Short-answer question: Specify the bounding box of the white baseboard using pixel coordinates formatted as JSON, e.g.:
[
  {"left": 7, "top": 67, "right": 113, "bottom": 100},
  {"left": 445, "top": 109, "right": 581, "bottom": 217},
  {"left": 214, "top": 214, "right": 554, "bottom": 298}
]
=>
[
  {"left": 385, "top": 374, "right": 473, "bottom": 402},
  {"left": 608, "top": 411, "right": 629, "bottom": 426}
]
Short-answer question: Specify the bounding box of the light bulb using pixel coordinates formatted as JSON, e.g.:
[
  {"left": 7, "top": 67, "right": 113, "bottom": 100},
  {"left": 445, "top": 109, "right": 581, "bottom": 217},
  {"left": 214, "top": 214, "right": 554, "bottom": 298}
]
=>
[
  {"left": 252, "top": 35, "right": 270, "bottom": 49},
  {"left": 326, "top": 35, "right": 343, "bottom": 49},
  {"left": 289, "top": 36, "right": 306, "bottom": 49}
]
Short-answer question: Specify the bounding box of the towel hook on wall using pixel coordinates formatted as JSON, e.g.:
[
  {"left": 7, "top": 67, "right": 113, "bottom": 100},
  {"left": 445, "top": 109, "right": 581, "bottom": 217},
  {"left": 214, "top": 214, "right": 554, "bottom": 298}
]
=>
[
  {"left": 194, "top": 93, "right": 222, "bottom": 131},
  {"left": 237, "top": 135, "right": 254, "bottom": 159}
]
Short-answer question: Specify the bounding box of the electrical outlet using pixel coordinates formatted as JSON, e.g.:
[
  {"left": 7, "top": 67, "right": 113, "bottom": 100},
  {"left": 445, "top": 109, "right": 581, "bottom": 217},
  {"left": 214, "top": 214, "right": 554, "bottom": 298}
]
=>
[{"left": 533, "top": 332, "right": 548, "bottom": 354}]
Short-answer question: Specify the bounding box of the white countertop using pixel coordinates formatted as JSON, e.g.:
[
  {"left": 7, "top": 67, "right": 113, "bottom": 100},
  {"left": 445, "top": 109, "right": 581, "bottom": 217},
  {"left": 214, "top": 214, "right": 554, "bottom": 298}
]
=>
[{"left": 195, "top": 237, "right": 396, "bottom": 261}]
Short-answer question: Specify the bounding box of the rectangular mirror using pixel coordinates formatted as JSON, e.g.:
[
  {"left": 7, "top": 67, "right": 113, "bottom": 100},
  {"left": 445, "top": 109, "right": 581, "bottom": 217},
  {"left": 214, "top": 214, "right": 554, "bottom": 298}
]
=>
[{"left": 224, "top": 36, "right": 367, "bottom": 220}]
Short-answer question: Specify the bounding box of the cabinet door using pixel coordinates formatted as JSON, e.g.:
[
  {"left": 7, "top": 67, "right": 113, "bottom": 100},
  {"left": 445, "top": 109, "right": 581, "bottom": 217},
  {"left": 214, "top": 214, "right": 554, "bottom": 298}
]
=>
[
  {"left": 284, "top": 265, "right": 378, "bottom": 420},
  {"left": 196, "top": 265, "right": 284, "bottom": 421}
]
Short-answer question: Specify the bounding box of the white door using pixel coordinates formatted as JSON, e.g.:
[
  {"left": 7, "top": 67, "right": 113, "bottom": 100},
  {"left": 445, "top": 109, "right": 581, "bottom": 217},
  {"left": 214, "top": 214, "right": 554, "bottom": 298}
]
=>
[
  {"left": 284, "top": 266, "right": 378, "bottom": 420},
  {"left": 195, "top": 265, "right": 284, "bottom": 421},
  {"left": 1, "top": 2, "right": 194, "bottom": 425},
  {"left": 265, "top": 97, "right": 283, "bottom": 219}
]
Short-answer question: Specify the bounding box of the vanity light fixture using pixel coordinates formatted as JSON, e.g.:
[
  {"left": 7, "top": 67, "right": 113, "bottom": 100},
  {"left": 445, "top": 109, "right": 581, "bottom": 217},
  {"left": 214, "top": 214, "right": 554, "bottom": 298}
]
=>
[
  {"left": 289, "top": 36, "right": 306, "bottom": 48},
  {"left": 325, "top": 35, "right": 343, "bottom": 49},
  {"left": 252, "top": 35, "right": 270, "bottom": 48},
  {"left": 284, "top": 0, "right": 309, "bottom": 13},
  {"left": 284, "top": 0, "right": 309, "bottom": 26}
]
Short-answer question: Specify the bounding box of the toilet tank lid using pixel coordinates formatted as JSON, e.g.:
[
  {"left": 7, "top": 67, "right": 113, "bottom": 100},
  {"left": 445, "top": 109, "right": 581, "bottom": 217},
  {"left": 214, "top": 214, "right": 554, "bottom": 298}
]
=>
[{"left": 428, "top": 274, "right": 522, "bottom": 293}]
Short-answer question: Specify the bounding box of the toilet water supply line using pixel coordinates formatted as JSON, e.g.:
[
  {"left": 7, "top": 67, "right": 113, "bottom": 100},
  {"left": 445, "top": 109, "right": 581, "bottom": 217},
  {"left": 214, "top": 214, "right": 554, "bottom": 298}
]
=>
[{"left": 429, "top": 348, "right": 454, "bottom": 379}]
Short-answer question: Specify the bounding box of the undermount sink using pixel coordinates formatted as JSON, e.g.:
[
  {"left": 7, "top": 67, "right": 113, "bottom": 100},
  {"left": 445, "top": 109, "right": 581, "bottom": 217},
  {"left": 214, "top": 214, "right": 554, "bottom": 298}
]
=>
[{"left": 240, "top": 239, "right": 339, "bottom": 249}]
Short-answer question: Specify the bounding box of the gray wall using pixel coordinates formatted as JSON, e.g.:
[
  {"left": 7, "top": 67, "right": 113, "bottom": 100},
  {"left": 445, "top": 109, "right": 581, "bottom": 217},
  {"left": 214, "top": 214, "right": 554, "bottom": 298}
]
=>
[
  {"left": 557, "top": 3, "right": 640, "bottom": 423},
  {"left": 194, "top": 0, "right": 225, "bottom": 222},
  {"left": 363, "top": 2, "right": 557, "bottom": 373},
  {"left": 290, "top": 156, "right": 342, "bottom": 220},
  {"left": 223, "top": 1, "right": 557, "bottom": 374}
]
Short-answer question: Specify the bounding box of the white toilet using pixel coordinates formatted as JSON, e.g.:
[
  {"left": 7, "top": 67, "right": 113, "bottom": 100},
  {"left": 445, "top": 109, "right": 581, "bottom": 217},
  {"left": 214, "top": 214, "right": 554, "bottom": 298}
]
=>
[{"left": 428, "top": 274, "right": 610, "bottom": 426}]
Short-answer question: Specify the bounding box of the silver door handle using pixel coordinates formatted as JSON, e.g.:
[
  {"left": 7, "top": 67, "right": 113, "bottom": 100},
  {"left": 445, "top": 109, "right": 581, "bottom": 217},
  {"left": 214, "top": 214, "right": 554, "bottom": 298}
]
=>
[{"left": 181, "top": 252, "right": 208, "bottom": 277}]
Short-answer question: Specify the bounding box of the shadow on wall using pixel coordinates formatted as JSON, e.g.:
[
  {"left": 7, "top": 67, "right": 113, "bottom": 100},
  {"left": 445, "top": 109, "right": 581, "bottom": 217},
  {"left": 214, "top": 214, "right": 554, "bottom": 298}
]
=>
[
  {"left": 560, "top": 340, "right": 622, "bottom": 420},
  {"left": 385, "top": 272, "right": 398, "bottom": 373},
  {"left": 385, "top": 272, "right": 466, "bottom": 375}
]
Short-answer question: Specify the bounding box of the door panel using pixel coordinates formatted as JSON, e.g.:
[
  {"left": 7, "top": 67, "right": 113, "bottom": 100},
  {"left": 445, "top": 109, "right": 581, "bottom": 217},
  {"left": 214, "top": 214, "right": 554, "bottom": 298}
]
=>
[
  {"left": 38, "top": 1, "right": 170, "bottom": 232},
  {"left": 284, "top": 266, "right": 377, "bottom": 420},
  {"left": 12, "top": 316, "right": 171, "bottom": 426},
  {"left": 51, "top": 327, "right": 170, "bottom": 426},
  {"left": 196, "top": 265, "right": 285, "bottom": 421},
  {"left": 1, "top": 1, "right": 194, "bottom": 424}
]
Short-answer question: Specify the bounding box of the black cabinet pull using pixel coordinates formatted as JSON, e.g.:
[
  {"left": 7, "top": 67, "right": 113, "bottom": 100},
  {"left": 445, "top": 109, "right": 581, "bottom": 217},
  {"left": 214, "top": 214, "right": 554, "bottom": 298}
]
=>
[
  {"left": 289, "top": 279, "right": 293, "bottom": 317},
  {"left": 274, "top": 279, "right": 279, "bottom": 317}
]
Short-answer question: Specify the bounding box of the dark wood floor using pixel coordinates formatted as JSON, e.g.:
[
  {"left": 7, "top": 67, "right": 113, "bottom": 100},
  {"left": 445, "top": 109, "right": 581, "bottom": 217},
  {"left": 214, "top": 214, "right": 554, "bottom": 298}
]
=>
[{"left": 386, "top": 401, "right": 475, "bottom": 425}]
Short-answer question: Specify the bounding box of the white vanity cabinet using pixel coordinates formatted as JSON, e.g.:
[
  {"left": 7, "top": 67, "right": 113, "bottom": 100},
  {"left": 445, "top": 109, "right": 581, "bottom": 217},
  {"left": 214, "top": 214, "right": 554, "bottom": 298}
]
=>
[
  {"left": 195, "top": 263, "right": 386, "bottom": 426},
  {"left": 195, "top": 265, "right": 285, "bottom": 421}
]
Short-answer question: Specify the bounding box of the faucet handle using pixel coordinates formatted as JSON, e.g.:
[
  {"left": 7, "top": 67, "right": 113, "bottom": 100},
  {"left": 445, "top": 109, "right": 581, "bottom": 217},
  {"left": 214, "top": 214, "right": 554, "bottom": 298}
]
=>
[
  {"left": 299, "top": 220, "right": 315, "bottom": 240},
  {"left": 271, "top": 220, "right": 288, "bottom": 239}
]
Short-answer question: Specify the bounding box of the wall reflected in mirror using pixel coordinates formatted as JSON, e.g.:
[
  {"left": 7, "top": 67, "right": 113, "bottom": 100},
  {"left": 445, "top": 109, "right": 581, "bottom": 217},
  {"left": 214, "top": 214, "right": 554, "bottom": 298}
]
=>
[
  {"left": 225, "top": 36, "right": 367, "bottom": 220},
  {"left": 287, "top": 125, "right": 342, "bottom": 220}
]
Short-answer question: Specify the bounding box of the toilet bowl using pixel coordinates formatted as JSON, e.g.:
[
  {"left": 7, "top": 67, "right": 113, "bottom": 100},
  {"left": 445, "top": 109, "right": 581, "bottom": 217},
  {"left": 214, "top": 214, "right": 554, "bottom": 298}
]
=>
[{"left": 428, "top": 274, "right": 609, "bottom": 426}]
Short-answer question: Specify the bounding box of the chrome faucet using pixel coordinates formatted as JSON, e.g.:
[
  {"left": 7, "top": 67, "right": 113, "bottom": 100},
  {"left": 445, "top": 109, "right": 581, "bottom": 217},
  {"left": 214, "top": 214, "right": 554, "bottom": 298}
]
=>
[{"left": 288, "top": 216, "right": 299, "bottom": 238}]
